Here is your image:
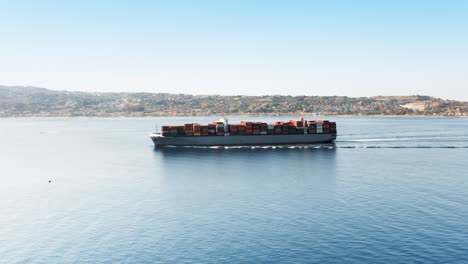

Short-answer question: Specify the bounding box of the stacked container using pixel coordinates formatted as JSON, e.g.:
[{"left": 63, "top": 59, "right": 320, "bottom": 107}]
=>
[
  {"left": 193, "top": 124, "right": 201, "bottom": 136},
  {"left": 216, "top": 122, "right": 225, "bottom": 136},
  {"left": 330, "top": 122, "right": 337, "bottom": 133},
  {"left": 162, "top": 126, "right": 170, "bottom": 136},
  {"left": 260, "top": 123, "right": 268, "bottom": 135},
  {"left": 238, "top": 125, "right": 246, "bottom": 135},
  {"left": 307, "top": 121, "right": 317, "bottom": 134},
  {"left": 290, "top": 118, "right": 305, "bottom": 128},
  {"left": 230, "top": 125, "right": 238, "bottom": 135},
  {"left": 282, "top": 123, "right": 289, "bottom": 134},
  {"left": 274, "top": 125, "right": 282, "bottom": 135},
  {"left": 201, "top": 125, "right": 209, "bottom": 136},
  {"left": 208, "top": 124, "right": 216, "bottom": 135},
  {"left": 185, "top": 124, "right": 194, "bottom": 136},
  {"left": 169, "top": 126, "right": 178, "bottom": 136},
  {"left": 267, "top": 124, "right": 274, "bottom": 135},
  {"left": 159, "top": 118, "right": 336, "bottom": 137},
  {"left": 241, "top": 121, "right": 253, "bottom": 135},
  {"left": 252, "top": 123, "right": 260, "bottom": 135},
  {"left": 316, "top": 122, "right": 323, "bottom": 134},
  {"left": 322, "top": 121, "right": 330, "bottom": 134}
]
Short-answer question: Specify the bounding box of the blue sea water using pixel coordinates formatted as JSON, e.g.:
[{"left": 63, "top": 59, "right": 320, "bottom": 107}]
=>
[{"left": 0, "top": 116, "right": 467, "bottom": 263}]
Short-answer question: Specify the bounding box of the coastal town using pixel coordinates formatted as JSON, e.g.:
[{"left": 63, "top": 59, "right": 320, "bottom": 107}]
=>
[{"left": 1, "top": 86, "right": 467, "bottom": 117}]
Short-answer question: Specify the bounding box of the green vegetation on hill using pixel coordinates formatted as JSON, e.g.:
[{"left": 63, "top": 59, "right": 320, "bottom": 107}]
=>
[{"left": 0, "top": 86, "right": 466, "bottom": 117}]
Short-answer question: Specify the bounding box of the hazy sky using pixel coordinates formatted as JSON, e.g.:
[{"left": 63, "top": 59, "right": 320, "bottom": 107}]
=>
[{"left": 1, "top": 0, "right": 467, "bottom": 100}]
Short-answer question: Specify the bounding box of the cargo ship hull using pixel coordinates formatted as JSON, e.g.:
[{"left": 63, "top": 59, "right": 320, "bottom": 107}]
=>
[{"left": 150, "top": 133, "right": 337, "bottom": 147}]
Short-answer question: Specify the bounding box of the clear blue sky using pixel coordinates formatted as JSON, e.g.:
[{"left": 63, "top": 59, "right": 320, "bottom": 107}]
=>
[{"left": 1, "top": 0, "right": 467, "bottom": 100}]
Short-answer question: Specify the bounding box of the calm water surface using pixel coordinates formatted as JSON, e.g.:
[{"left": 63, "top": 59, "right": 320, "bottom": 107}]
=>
[{"left": 0, "top": 117, "right": 467, "bottom": 263}]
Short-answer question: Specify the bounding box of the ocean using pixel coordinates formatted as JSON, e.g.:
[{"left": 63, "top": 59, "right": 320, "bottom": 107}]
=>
[{"left": 0, "top": 116, "right": 467, "bottom": 263}]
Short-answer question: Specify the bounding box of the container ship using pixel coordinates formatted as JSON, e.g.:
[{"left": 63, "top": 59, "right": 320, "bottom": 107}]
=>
[{"left": 150, "top": 118, "right": 337, "bottom": 147}]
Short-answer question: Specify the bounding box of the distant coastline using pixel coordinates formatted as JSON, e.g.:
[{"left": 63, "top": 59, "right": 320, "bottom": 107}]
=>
[{"left": 1, "top": 85, "right": 467, "bottom": 117}]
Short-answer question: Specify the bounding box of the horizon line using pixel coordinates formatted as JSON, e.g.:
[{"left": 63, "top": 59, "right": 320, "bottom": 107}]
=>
[{"left": 0, "top": 84, "right": 463, "bottom": 102}]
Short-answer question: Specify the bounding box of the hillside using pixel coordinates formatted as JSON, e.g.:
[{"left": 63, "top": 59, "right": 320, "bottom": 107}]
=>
[{"left": 0, "top": 85, "right": 467, "bottom": 117}]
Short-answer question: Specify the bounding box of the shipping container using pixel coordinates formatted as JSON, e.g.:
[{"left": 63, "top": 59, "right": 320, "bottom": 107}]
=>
[
  {"left": 260, "top": 124, "right": 268, "bottom": 135},
  {"left": 274, "top": 125, "right": 282, "bottom": 134},
  {"left": 290, "top": 119, "right": 304, "bottom": 127},
  {"left": 208, "top": 124, "right": 216, "bottom": 135},
  {"left": 162, "top": 126, "right": 170, "bottom": 136},
  {"left": 230, "top": 125, "right": 238, "bottom": 135},
  {"left": 330, "top": 123, "right": 337, "bottom": 133},
  {"left": 176, "top": 126, "right": 184, "bottom": 136},
  {"left": 200, "top": 126, "right": 209, "bottom": 136},
  {"left": 316, "top": 123, "right": 323, "bottom": 134},
  {"left": 322, "top": 120, "right": 330, "bottom": 133},
  {"left": 308, "top": 124, "right": 317, "bottom": 134}
]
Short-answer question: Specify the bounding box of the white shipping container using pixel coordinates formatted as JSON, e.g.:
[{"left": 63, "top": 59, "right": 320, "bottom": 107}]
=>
[{"left": 316, "top": 123, "right": 323, "bottom": 133}]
